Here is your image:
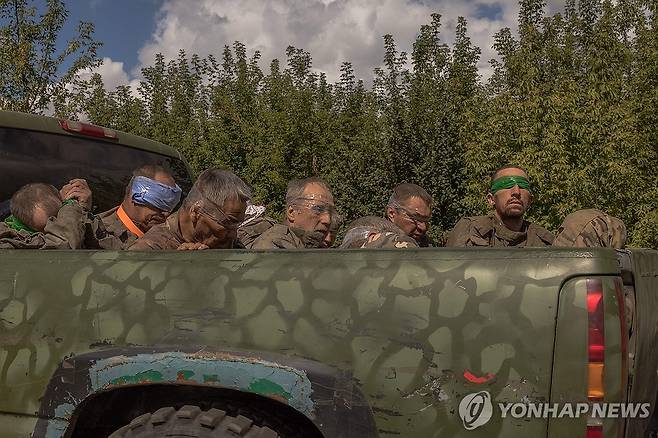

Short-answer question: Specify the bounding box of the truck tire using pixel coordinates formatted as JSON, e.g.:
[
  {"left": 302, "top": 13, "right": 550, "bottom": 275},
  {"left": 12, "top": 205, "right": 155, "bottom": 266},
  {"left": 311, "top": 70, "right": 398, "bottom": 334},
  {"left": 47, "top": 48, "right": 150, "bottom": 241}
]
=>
[{"left": 109, "top": 405, "right": 279, "bottom": 438}]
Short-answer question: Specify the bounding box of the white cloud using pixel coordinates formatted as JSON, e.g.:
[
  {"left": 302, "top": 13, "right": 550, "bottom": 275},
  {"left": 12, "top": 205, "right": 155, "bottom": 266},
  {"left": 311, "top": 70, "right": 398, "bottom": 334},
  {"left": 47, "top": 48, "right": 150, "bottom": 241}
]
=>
[
  {"left": 95, "top": 0, "right": 566, "bottom": 88},
  {"left": 133, "top": 0, "right": 535, "bottom": 85},
  {"left": 77, "top": 57, "right": 129, "bottom": 89}
]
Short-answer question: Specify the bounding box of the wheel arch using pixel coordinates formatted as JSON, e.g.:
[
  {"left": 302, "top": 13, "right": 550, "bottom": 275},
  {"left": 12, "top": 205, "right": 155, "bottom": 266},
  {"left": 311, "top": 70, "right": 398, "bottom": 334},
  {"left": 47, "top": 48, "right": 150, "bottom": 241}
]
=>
[{"left": 33, "top": 346, "right": 378, "bottom": 438}]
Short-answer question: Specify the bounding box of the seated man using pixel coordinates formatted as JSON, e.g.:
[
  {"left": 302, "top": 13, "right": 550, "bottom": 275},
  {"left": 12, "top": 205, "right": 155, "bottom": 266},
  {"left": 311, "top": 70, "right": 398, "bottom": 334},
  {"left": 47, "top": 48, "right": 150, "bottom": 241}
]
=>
[
  {"left": 251, "top": 177, "right": 336, "bottom": 249},
  {"left": 385, "top": 183, "right": 434, "bottom": 247},
  {"left": 98, "top": 164, "right": 182, "bottom": 249},
  {"left": 554, "top": 209, "right": 626, "bottom": 248},
  {"left": 128, "top": 168, "right": 250, "bottom": 250},
  {"left": 446, "top": 165, "right": 554, "bottom": 247},
  {"left": 0, "top": 179, "right": 96, "bottom": 249},
  {"left": 340, "top": 216, "right": 418, "bottom": 249}
]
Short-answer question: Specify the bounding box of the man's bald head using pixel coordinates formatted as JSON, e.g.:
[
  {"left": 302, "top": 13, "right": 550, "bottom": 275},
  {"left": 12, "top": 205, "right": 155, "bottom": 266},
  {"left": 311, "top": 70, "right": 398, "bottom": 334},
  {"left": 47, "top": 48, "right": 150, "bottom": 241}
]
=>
[{"left": 10, "top": 183, "right": 61, "bottom": 231}]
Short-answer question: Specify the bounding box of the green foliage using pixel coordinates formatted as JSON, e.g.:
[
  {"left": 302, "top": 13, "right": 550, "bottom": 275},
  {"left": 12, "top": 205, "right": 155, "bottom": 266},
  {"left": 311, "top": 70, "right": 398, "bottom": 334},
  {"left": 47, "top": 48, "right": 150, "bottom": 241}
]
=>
[
  {"left": 29, "top": 1, "right": 658, "bottom": 248},
  {"left": 0, "top": 0, "right": 100, "bottom": 113}
]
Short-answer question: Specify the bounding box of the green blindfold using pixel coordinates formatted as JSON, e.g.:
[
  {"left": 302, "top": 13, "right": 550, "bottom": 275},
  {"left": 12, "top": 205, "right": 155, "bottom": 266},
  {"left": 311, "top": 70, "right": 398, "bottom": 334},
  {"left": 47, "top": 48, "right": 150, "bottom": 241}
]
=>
[
  {"left": 3, "top": 215, "right": 36, "bottom": 234},
  {"left": 490, "top": 175, "right": 530, "bottom": 193}
]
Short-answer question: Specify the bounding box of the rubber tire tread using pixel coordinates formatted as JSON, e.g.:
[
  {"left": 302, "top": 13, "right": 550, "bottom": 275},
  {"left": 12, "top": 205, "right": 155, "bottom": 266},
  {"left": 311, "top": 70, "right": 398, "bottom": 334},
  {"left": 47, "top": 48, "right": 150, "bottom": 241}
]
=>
[{"left": 108, "top": 405, "right": 279, "bottom": 438}]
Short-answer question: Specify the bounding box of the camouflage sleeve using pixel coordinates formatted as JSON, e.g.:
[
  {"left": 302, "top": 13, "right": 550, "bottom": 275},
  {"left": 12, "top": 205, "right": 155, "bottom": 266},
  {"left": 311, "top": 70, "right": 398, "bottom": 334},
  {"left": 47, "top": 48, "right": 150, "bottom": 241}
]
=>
[
  {"left": 39, "top": 203, "right": 87, "bottom": 249},
  {"left": 84, "top": 216, "right": 124, "bottom": 250},
  {"left": 445, "top": 218, "right": 474, "bottom": 247}
]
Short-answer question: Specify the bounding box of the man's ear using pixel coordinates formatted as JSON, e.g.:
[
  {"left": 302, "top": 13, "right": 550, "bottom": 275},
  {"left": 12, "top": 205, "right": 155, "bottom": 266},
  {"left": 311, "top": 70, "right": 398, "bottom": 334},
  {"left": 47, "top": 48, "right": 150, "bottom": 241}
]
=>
[
  {"left": 286, "top": 205, "right": 296, "bottom": 224},
  {"left": 486, "top": 192, "right": 495, "bottom": 208},
  {"left": 385, "top": 206, "right": 396, "bottom": 221}
]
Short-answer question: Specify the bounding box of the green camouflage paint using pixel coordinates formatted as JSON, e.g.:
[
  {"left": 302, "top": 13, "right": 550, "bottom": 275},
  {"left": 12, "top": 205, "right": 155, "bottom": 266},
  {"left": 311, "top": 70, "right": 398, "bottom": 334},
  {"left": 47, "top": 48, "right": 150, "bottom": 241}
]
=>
[{"left": 0, "top": 247, "right": 647, "bottom": 437}]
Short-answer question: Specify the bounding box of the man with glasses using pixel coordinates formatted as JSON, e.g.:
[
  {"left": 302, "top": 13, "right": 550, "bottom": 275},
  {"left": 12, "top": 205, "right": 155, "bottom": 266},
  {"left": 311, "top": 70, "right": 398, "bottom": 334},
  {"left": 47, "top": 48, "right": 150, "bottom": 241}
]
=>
[
  {"left": 384, "top": 183, "right": 434, "bottom": 247},
  {"left": 446, "top": 165, "right": 554, "bottom": 247},
  {"left": 251, "top": 177, "right": 335, "bottom": 249},
  {"left": 128, "top": 168, "right": 250, "bottom": 250},
  {"left": 99, "top": 165, "right": 182, "bottom": 249}
]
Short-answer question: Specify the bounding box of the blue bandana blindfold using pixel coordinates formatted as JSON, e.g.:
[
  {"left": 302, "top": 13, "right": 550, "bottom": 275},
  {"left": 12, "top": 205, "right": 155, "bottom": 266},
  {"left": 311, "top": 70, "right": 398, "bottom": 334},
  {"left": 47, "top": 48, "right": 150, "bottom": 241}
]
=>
[{"left": 130, "top": 176, "right": 182, "bottom": 212}]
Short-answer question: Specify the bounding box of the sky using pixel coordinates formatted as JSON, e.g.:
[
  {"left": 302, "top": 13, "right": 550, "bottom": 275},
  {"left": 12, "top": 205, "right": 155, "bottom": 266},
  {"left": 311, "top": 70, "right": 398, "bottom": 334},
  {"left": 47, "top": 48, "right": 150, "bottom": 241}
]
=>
[{"left": 62, "top": 0, "right": 567, "bottom": 91}]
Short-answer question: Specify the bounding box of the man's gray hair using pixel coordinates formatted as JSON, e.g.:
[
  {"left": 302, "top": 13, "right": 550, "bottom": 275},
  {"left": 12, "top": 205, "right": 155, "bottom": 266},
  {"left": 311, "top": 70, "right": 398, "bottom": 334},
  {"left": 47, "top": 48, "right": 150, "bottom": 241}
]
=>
[
  {"left": 339, "top": 226, "right": 374, "bottom": 249},
  {"left": 285, "top": 177, "right": 331, "bottom": 206},
  {"left": 387, "top": 183, "right": 433, "bottom": 209},
  {"left": 183, "top": 169, "right": 251, "bottom": 210}
]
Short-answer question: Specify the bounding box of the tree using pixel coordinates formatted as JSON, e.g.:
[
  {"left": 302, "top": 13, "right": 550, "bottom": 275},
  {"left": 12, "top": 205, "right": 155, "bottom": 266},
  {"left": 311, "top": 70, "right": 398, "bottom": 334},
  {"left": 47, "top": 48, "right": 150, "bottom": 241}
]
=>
[{"left": 0, "top": 0, "right": 101, "bottom": 114}]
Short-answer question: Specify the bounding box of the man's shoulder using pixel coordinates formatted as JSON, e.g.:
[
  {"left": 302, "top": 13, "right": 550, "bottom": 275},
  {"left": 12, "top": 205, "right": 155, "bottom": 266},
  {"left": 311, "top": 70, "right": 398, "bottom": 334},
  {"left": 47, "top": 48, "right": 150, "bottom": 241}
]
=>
[
  {"left": 129, "top": 216, "right": 180, "bottom": 250},
  {"left": 97, "top": 206, "right": 128, "bottom": 234},
  {"left": 527, "top": 222, "right": 555, "bottom": 245},
  {"left": 251, "top": 224, "right": 303, "bottom": 249},
  {"left": 238, "top": 216, "right": 277, "bottom": 248}
]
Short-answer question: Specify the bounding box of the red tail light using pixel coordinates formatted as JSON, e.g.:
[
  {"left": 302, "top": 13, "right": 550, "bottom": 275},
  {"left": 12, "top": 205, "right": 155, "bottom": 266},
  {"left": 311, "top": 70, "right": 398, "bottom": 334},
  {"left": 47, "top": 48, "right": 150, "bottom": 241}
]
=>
[
  {"left": 59, "top": 119, "right": 117, "bottom": 139},
  {"left": 587, "top": 278, "right": 604, "bottom": 436}
]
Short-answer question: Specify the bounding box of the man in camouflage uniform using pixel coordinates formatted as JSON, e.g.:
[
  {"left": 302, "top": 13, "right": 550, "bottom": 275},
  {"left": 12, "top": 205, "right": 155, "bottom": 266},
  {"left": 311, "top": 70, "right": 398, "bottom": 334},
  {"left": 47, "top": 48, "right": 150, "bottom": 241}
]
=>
[
  {"left": 385, "top": 183, "right": 434, "bottom": 247},
  {"left": 554, "top": 209, "right": 626, "bottom": 248},
  {"left": 129, "top": 169, "right": 250, "bottom": 251},
  {"left": 98, "top": 165, "right": 181, "bottom": 249},
  {"left": 0, "top": 179, "right": 117, "bottom": 249},
  {"left": 446, "top": 165, "right": 554, "bottom": 247},
  {"left": 340, "top": 216, "right": 418, "bottom": 249},
  {"left": 237, "top": 202, "right": 277, "bottom": 248},
  {"left": 251, "top": 177, "right": 336, "bottom": 249}
]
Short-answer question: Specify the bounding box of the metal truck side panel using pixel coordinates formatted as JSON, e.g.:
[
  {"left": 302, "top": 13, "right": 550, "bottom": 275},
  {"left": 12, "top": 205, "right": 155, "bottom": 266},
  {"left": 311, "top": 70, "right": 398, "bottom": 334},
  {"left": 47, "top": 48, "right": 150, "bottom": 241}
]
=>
[{"left": 0, "top": 248, "right": 622, "bottom": 437}]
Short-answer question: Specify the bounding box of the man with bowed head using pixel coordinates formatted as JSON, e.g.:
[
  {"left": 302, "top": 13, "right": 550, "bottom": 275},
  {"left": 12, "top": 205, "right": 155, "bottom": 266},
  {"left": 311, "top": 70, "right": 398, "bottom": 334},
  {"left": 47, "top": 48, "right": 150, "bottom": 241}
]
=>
[
  {"left": 129, "top": 168, "right": 250, "bottom": 250},
  {"left": 446, "top": 165, "right": 554, "bottom": 247},
  {"left": 99, "top": 164, "right": 182, "bottom": 249}
]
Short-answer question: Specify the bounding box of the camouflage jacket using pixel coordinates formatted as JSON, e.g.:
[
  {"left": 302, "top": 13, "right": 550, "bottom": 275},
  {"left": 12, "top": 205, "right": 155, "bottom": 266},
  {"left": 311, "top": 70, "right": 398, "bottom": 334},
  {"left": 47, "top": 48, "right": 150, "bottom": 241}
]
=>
[
  {"left": 238, "top": 216, "right": 277, "bottom": 249},
  {"left": 128, "top": 212, "right": 185, "bottom": 250},
  {"left": 446, "top": 213, "right": 554, "bottom": 247},
  {"left": 554, "top": 209, "right": 627, "bottom": 248},
  {"left": 362, "top": 232, "right": 419, "bottom": 249},
  {"left": 128, "top": 212, "right": 244, "bottom": 250},
  {"left": 97, "top": 206, "right": 140, "bottom": 249},
  {"left": 0, "top": 203, "right": 119, "bottom": 250},
  {"left": 250, "top": 224, "right": 306, "bottom": 249}
]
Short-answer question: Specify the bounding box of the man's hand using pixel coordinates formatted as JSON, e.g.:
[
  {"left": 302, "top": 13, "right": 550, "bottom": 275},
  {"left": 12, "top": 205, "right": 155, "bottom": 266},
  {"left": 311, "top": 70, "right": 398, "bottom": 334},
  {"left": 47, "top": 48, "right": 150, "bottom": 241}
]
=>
[
  {"left": 60, "top": 179, "right": 92, "bottom": 211},
  {"left": 176, "top": 242, "right": 209, "bottom": 251}
]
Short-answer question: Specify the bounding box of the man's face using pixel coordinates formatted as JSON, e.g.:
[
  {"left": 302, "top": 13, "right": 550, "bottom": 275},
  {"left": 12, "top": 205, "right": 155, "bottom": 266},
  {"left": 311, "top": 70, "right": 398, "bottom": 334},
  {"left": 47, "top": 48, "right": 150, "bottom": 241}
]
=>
[
  {"left": 193, "top": 196, "right": 247, "bottom": 248},
  {"left": 387, "top": 196, "right": 431, "bottom": 242},
  {"left": 287, "top": 183, "right": 335, "bottom": 240},
  {"left": 486, "top": 167, "right": 532, "bottom": 219},
  {"left": 131, "top": 172, "right": 177, "bottom": 231}
]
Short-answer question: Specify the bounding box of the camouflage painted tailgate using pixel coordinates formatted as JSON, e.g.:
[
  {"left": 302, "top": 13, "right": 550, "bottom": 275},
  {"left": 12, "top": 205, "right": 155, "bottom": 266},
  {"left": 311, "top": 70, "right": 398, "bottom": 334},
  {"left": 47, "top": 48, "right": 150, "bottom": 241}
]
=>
[{"left": 0, "top": 248, "right": 621, "bottom": 437}]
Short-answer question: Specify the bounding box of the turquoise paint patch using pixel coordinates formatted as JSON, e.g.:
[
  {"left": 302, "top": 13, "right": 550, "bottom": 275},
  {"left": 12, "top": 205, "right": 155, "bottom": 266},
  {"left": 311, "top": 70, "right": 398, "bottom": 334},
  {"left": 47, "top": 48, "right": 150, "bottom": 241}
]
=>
[
  {"left": 89, "top": 352, "right": 314, "bottom": 416},
  {"left": 44, "top": 403, "right": 76, "bottom": 438}
]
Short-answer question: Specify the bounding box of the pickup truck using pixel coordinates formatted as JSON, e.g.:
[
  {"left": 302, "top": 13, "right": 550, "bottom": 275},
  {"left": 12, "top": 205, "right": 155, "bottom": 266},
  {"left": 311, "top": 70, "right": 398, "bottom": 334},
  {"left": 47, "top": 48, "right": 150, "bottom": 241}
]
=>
[{"left": 0, "top": 110, "right": 657, "bottom": 438}]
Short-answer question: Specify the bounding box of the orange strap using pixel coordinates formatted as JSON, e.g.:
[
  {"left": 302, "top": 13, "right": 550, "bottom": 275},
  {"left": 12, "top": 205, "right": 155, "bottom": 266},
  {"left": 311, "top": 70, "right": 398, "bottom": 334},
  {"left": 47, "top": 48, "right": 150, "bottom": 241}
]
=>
[{"left": 117, "top": 206, "right": 145, "bottom": 238}]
